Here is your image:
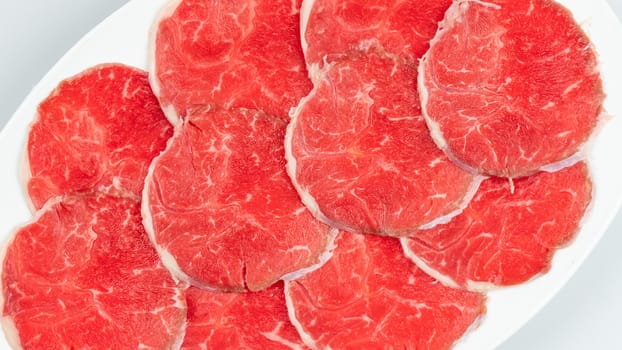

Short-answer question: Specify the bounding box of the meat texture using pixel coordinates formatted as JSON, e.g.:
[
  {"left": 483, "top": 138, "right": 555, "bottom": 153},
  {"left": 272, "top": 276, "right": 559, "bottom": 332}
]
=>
[
  {"left": 1, "top": 192, "right": 187, "bottom": 349},
  {"left": 419, "top": 0, "right": 604, "bottom": 177},
  {"left": 301, "top": 0, "right": 452, "bottom": 71},
  {"left": 286, "top": 55, "right": 480, "bottom": 237},
  {"left": 151, "top": 0, "right": 312, "bottom": 123},
  {"left": 182, "top": 282, "right": 307, "bottom": 349},
  {"left": 402, "top": 162, "right": 592, "bottom": 290},
  {"left": 143, "top": 108, "right": 335, "bottom": 292},
  {"left": 26, "top": 64, "right": 173, "bottom": 210},
  {"left": 285, "top": 232, "right": 486, "bottom": 349}
]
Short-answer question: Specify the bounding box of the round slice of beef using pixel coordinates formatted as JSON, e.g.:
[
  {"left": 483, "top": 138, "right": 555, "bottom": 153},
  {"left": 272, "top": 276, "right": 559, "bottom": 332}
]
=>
[
  {"left": 402, "top": 161, "right": 592, "bottom": 291},
  {"left": 26, "top": 64, "right": 173, "bottom": 210},
  {"left": 1, "top": 192, "right": 186, "bottom": 349},
  {"left": 150, "top": 0, "right": 312, "bottom": 123},
  {"left": 419, "top": 0, "right": 604, "bottom": 177},
  {"left": 285, "top": 232, "right": 486, "bottom": 349},
  {"left": 286, "top": 55, "right": 480, "bottom": 237},
  {"left": 182, "top": 282, "right": 307, "bottom": 349},
  {"left": 143, "top": 108, "right": 336, "bottom": 292}
]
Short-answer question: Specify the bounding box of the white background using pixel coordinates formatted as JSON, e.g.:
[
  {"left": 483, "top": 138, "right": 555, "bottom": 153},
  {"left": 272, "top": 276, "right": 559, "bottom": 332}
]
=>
[{"left": 0, "top": 1, "right": 620, "bottom": 349}]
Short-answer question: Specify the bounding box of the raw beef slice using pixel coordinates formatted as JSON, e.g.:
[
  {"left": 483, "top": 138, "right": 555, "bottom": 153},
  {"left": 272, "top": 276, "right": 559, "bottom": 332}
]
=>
[
  {"left": 402, "top": 162, "right": 592, "bottom": 290},
  {"left": 150, "top": 0, "right": 312, "bottom": 123},
  {"left": 419, "top": 0, "right": 604, "bottom": 178},
  {"left": 285, "top": 232, "right": 486, "bottom": 349},
  {"left": 26, "top": 64, "right": 173, "bottom": 210},
  {"left": 301, "top": 0, "right": 452, "bottom": 70},
  {"left": 183, "top": 282, "right": 307, "bottom": 349},
  {"left": 143, "top": 108, "right": 336, "bottom": 292},
  {"left": 1, "top": 192, "right": 186, "bottom": 349},
  {"left": 286, "top": 55, "right": 480, "bottom": 237}
]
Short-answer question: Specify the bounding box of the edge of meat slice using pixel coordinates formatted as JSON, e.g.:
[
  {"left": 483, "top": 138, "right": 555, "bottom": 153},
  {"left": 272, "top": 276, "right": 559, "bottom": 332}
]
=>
[
  {"left": 148, "top": 0, "right": 185, "bottom": 125},
  {"left": 298, "top": 0, "right": 326, "bottom": 85},
  {"left": 0, "top": 215, "right": 28, "bottom": 350},
  {"left": 299, "top": 0, "right": 313, "bottom": 62},
  {"left": 399, "top": 237, "right": 463, "bottom": 290},
  {"left": 280, "top": 231, "right": 338, "bottom": 283},
  {"left": 417, "top": 1, "right": 494, "bottom": 177},
  {"left": 141, "top": 124, "right": 210, "bottom": 289},
  {"left": 418, "top": 0, "right": 604, "bottom": 178},
  {"left": 284, "top": 90, "right": 332, "bottom": 232},
  {"left": 0, "top": 201, "right": 66, "bottom": 349},
  {"left": 19, "top": 149, "right": 35, "bottom": 214}
]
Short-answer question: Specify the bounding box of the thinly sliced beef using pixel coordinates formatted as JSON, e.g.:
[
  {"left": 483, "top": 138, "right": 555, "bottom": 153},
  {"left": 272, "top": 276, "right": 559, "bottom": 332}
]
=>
[
  {"left": 1, "top": 192, "right": 186, "bottom": 349},
  {"left": 301, "top": 0, "right": 452, "bottom": 70},
  {"left": 402, "top": 162, "right": 592, "bottom": 290},
  {"left": 143, "top": 108, "right": 336, "bottom": 292},
  {"left": 150, "top": 0, "right": 312, "bottom": 123},
  {"left": 285, "top": 232, "right": 486, "bottom": 349},
  {"left": 286, "top": 55, "right": 480, "bottom": 236},
  {"left": 26, "top": 64, "right": 173, "bottom": 210},
  {"left": 182, "top": 282, "right": 307, "bottom": 349},
  {"left": 419, "top": 0, "right": 604, "bottom": 177}
]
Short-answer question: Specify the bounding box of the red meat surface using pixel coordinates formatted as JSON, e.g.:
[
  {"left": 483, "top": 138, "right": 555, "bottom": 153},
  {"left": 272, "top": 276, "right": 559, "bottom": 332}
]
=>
[
  {"left": 402, "top": 162, "right": 592, "bottom": 290},
  {"left": 285, "top": 232, "right": 486, "bottom": 349},
  {"left": 151, "top": 0, "right": 312, "bottom": 123},
  {"left": 143, "top": 108, "right": 335, "bottom": 292},
  {"left": 1, "top": 192, "right": 186, "bottom": 349},
  {"left": 182, "top": 282, "right": 307, "bottom": 349},
  {"left": 301, "top": 0, "right": 452, "bottom": 68},
  {"left": 286, "top": 55, "right": 479, "bottom": 236},
  {"left": 26, "top": 64, "right": 173, "bottom": 210}
]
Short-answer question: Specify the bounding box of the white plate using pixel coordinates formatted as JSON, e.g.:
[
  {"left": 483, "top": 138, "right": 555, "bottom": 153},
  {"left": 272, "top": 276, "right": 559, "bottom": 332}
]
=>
[{"left": 0, "top": 0, "right": 621, "bottom": 349}]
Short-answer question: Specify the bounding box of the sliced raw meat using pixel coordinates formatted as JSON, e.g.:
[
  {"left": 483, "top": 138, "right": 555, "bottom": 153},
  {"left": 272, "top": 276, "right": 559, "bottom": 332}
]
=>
[
  {"left": 419, "top": 0, "right": 604, "bottom": 178},
  {"left": 150, "top": 0, "right": 311, "bottom": 123},
  {"left": 143, "top": 108, "right": 335, "bottom": 292},
  {"left": 285, "top": 232, "right": 486, "bottom": 349},
  {"left": 402, "top": 162, "right": 592, "bottom": 290},
  {"left": 182, "top": 282, "right": 307, "bottom": 349},
  {"left": 286, "top": 55, "right": 480, "bottom": 237},
  {"left": 26, "top": 64, "right": 173, "bottom": 210},
  {"left": 301, "top": 0, "right": 452, "bottom": 69},
  {"left": 1, "top": 192, "right": 186, "bottom": 349}
]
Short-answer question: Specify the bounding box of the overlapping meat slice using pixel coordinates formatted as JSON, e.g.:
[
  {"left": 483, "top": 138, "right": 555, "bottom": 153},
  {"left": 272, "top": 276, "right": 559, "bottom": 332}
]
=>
[
  {"left": 26, "top": 64, "right": 173, "bottom": 210},
  {"left": 182, "top": 282, "right": 307, "bottom": 349},
  {"left": 286, "top": 55, "right": 480, "bottom": 237},
  {"left": 143, "top": 108, "right": 335, "bottom": 292},
  {"left": 402, "top": 162, "right": 592, "bottom": 290},
  {"left": 301, "top": 0, "right": 452, "bottom": 69},
  {"left": 285, "top": 232, "right": 486, "bottom": 349},
  {"left": 419, "top": 0, "right": 604, "bottom": 177},
  {"left": 1, "top": 192, "right": 186, "bottom": 349},
  {"left": 150, "top": 0, "right": 312, "bottom": 123}
]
